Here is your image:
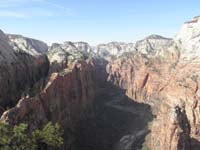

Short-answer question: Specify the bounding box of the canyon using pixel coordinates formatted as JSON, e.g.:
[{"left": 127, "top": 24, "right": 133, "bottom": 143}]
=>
[{"left": 1, "top": 16, "right": 200, "bottom": 150}]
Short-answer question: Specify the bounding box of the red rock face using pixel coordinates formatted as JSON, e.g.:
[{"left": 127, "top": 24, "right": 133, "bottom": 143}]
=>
[
  {"left": 2, "top": 17, "right": 200, "bottom": 149},
  {"left": 1, "top": 59, "right": 95, "bottom": 148},
  {"left": 106, "top": 49, "right": 200, "bottom": 149}
]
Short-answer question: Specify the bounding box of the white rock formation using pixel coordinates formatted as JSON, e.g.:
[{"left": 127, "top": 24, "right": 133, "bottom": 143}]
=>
[
  {"left": 73, "top": 42, "right": 93, "bottom": 53},
  {"left": 96, "top": 35, "right": 173, "bottom": 61},
  {"left": 135, "top": 35, "right": 173, "bottom": 56},
  {"left": 48, "top": 41, "right": 94, "bottom": 65},
  {"left": 96, "top": 42, "right": 135, "bottom": 60},
  {"left": 0, "top": 30, "right": 49, "bottom": 107},
  {"left": 7, "top": 34, "right": 48, "bottom": 56},
  {"left": 175, "top": 16, "right": 200, "bottom": 59}
]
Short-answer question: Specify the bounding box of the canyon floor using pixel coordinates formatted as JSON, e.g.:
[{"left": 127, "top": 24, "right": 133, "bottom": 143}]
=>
[
  {"left": 2, "top": 16, "right": 200, "bottom": 150},
  {"left": 75, "top": 82, "right": 154, "bottom": 150}
]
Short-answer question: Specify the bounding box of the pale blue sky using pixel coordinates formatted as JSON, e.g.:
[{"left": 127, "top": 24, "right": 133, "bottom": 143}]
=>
[{"left": 0, "top": 0, "right": 199, "bottom": 45}]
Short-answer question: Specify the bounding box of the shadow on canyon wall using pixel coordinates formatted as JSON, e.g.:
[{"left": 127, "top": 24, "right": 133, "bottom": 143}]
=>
[
  {"left": 190, "top": 138, "right": 200, "bottom": 150},
  {"left": 74, "top": 81, "right": 154, "bottom": 150}
]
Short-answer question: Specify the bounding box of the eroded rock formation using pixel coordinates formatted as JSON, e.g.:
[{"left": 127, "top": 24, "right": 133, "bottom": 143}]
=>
[
  {"left": 7, "top": 34, "right": 48, "bottom": 55},
  {"left": 106, "top": 16, "right": 200, "bottom": 150},
  {"left": 0, "top": 30, "right": 49, "bottom": 109},
  {"left": 1, "top": 16, "right": 200, "bottom": 150},
  {"left": 1, "top": 59, "right": 96, "bottom": 149}
]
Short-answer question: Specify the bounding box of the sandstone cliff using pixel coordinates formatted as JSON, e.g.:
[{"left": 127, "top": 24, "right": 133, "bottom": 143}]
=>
[
  {"left": 1, "top": 59, "right": 96, "bottom": 149},
  {"left": 0, "top": 32, "right": 105, "bottom": 149},
  {"left": 1, "top": 16, "right": 200, "bottom": 150},
  {"left": 0, "top": 30, "right": 49, "bottom": 111},
  {"left": 106, "top": 16, "right": 200, "bottom": 150}
]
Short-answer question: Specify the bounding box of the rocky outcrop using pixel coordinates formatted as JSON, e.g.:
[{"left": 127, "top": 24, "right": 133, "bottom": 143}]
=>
[
  {"left": 0, "top": 30, "right": 107, "bottom": 149},
  {"left": 150, "top": 104, "right": 191, "bottom": 150},
  {"left": 73, "top": 42, "right": 93, "bottom": 53},
  {"left": 106, "top": 17, "right": 200, "bottom": 150},
  {"left": 0, "top": 30, "right": 49, "bottom": 110},
  {"left": 175, "top": 16, "right": 200, "bottom": 59},
  {"left": 96, "top": 35, "right": 173, "bottom": 61},
  {"left": 107, "top": 46, "right": 192, "bottom": 149},
  {"left": 47, "top": 41, "right": 95, "bottom": 74},
  {"left": 96, "top": 42, "right": 135, "bottom": 60},
  {"left": 135, "top": 35, "right": 173, "bottom": 56},
  {"left": 1, "top": 59, "right": 96, "bottom": 149},
  {"left": 2, "top": 16, "right": 200, "bottom": 150},
  {"left": 106, "top": 43, "right": 180, "bottom": 102},
  {"left": 7, "top": 34, "right": 48, "bottom": 55}
]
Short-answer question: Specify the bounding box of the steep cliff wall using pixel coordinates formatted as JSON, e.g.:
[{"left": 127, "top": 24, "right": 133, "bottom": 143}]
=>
[
  {"left": 0, "top": 30, "right": 49, "bottom": 110},
  {"left": 1, "top": 16, "right": 200, "bottom": 150},
  {"left": 106, "top": 16, "right": 200, "bottom": 149},
  {"left": 1, "top": 59, "right": 96, "bottom": 149}
]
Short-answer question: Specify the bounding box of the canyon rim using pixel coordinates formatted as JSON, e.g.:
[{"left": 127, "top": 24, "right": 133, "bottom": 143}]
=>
[{"left": 1, "top": 11, "right": 200, "bottom": 150}]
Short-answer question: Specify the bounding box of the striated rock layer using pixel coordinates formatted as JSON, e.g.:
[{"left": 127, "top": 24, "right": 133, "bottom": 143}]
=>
[
  {"left": 2, "top": 16, "right": 200, "bottom": 150},
  {"left": 1, "top": 59, "right": 96, "bottom": 149},
  {"left": 0, "top": 30, "right": 49, "bottom": 110},
  {"left": 0, "top": 30, "right": 106, "bottom": 149},
  {"left": 7, "top": 34, "right": 48, "bottom": 55},
  {"left": 106, "top": 16, "right": 200, "bottom": 150}
]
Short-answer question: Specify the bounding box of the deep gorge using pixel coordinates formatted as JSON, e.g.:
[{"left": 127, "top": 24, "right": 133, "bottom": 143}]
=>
[
  {"left": 1, "top": 16, "right": 200, "bottom": 150},
  {"left": 75, "top": 81, "right": 153, "bottom": 150}
]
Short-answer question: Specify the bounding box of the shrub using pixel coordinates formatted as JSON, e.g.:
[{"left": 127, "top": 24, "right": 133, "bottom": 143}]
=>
[{"left": 0, "top": 122, "right": 64, "bottom": 150}]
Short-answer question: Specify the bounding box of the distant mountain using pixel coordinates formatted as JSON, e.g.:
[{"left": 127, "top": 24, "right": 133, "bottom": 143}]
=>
[
  {"left": 7, "top": 34, "right": 48, "bottom": 55},
  {"left": 1, "top": 16, "right": 200, "bottom": 150}
]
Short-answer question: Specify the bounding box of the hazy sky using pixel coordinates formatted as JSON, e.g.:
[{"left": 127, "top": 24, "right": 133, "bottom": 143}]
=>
[{"left": 0, "top": 0, "right": 199, "bottom": 45}]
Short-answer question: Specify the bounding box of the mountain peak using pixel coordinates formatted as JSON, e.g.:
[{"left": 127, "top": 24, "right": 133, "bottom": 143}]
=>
[
  {"left": 184, "top": 15, "right": 200, "bottom": 24},
  {"left": 145, "top": 34, "right": 171, "bottom": 40}
]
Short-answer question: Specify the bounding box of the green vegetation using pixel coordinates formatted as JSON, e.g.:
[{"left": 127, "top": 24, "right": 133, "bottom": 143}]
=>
[{"left": 0, "top": 122, "right": 64, "bottom": 150}]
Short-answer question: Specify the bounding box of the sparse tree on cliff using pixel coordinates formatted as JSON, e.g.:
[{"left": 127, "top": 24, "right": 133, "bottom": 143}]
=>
[{"left": 0, "top": 122, "right": 64, "bottom": 150}]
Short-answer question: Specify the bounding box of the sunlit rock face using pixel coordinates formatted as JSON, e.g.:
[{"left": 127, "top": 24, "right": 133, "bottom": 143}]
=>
[
  {"left": 106, "top": 45, "right": 192, "bottom": 150},
  {"left": 48, "top": 42, "right": 91, "bottom": 64},
  {"left": 73, "top": 42, "right": 93, "bottom": 53},
  {"left": 96, "top": 35, "right": 173, "bottom": 61},
  {"left": 96, "top": 42, "right": 135, "bottom": 60},
  {"left": 0, "top": 30, "right": 49, "bottom": 109},
  {"left": 7, "top": 34, "right": 48, "bottom": 55},
  {"left": 135, "top": 35, "right": 173, "bottom": 56},
  {"left": 1, "top": 59, "right": 97, "bottom": 149},
  {"left": 175, "top": 16, "right": 200, "bottom": 59},
  {"left": 2, "top": 16, "right": 200, "bottom": 150},
  {"left": 106, "top": 16, "right": 200, "bottom": 150},
  {"left": 1, "top": 59, "right": 95, "bottom": 123},
  {"left": 47, "top": 41, "right": 95, "bottom": 74},
  {"left": 0, "top": 29, "right": 105, "bottom": 149}
]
